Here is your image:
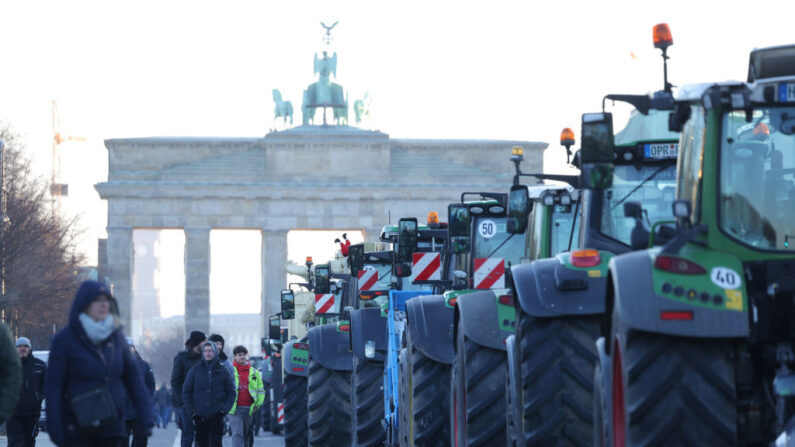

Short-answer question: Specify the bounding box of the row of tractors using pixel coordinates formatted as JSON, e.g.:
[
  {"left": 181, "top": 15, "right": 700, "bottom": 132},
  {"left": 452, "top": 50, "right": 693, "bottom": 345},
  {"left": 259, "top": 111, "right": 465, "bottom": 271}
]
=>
[{"left": 260, "top": 26, "right": 795, "bottom": 447}]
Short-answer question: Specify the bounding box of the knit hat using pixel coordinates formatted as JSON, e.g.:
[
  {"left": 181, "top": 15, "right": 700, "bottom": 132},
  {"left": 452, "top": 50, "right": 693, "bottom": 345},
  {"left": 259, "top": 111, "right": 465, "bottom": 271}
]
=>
[
  {"left": 208, "top": 334, "right": 225, "bottom": 347},
  {"left": 15, "top": 337, "right": 31, "bottom": 348},
  {"left": 185, "top": 331, "right": 206, "bottom": 349}
]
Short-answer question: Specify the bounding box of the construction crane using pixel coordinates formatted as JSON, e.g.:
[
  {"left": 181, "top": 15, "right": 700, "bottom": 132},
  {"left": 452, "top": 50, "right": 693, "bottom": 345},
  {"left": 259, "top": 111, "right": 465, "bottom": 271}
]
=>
[{"left": 50, "top": 101, "right": 85, "bottom": 214}]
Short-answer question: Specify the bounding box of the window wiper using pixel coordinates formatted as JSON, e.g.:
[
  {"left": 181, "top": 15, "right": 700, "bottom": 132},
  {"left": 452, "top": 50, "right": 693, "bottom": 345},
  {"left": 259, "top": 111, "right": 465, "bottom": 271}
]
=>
[
  {"left": 485, "top": 233, "right": 515, "bottom": 259},
  {"left": 611, "top": 161, "right": 675, "bottom": 211}
]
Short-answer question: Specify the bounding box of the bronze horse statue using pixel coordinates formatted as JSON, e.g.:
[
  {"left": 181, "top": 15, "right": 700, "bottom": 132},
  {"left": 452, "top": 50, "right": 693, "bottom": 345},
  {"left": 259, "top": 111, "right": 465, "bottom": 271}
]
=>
[{"left": 272, "top": 89, "right": 293, "bottom": 126}]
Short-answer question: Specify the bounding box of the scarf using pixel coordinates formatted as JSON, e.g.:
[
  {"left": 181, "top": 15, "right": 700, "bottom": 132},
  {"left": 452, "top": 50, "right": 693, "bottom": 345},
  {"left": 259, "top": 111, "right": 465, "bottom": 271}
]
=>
[{"left": 79, "top": 313, "right": 115, "bottom": 346}]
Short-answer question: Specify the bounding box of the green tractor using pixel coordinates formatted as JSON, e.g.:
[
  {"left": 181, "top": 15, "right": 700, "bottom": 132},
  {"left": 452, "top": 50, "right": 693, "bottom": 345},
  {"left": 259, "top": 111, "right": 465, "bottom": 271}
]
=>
[{"left": 596, "top": 44, "right": 795, "bottom": 446}]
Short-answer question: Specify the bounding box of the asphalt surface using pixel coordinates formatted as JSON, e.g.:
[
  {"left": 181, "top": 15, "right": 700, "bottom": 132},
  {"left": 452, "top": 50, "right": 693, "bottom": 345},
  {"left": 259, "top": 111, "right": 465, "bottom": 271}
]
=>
[{"left": 0, "top": 425, "right": 285, "bottom": 446}]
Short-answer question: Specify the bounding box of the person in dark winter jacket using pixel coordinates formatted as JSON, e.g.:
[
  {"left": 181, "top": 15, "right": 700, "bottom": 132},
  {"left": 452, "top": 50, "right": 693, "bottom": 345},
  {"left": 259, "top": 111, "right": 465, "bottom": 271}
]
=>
[
  {"left": 7, "top": 336, "right": 46, "bottom": 447},
  {"left": 44, "top": 280, "right": 155, "bottom": 447},
  {"left": 154, "top": 384, "right": 171, "bottom": 428},
  {"left": 183, "top": 341, "right": 235, "bottom": 447},
  {"left": 125, "top": 338, "right": 155, "bottom": 447},
  {"left": 207, "top": 334, "right": 233, "bottom": 380},
  {"left": 0, "top": 321, "right": 22, "bottom": 426},
  {"left": 171, "top": 330, "right": 205, "bottom": 447}
]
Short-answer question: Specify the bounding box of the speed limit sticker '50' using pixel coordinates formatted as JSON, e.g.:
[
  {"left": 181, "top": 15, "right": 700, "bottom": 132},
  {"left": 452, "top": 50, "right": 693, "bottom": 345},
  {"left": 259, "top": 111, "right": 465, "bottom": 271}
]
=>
[
  {"left": 710, "top": 267, "right": 741, "bottom": 290},
  {"left": 479, "top": 219, "right": 497, "bottom": 239}
]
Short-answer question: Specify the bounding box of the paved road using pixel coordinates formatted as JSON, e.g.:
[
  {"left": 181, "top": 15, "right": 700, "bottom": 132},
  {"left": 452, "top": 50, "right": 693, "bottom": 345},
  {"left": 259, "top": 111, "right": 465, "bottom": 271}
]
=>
[{"left": 0, "top": 426, "right": 285, "bottom": 446}]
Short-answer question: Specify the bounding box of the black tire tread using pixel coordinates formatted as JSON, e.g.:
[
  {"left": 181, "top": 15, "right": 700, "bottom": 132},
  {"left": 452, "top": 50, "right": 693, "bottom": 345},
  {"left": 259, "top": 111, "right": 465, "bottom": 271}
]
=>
[
  {"left": 410, "top": 343, "right": 450, "bottom": 446},
  {"left": 622, "top": 330, "right": 737, "bottom": 447},
  {"left": 352, "top": 356, "right": 386, "bottom": 447},
  {"left": 284, "top": 373, "right": 309, "bottom": 447},
  {"left": 520, "top": 313, "right": 600, "bottom": 447},
  {"left": 307, "top": 358, "right": 353, "bottom": 446}
]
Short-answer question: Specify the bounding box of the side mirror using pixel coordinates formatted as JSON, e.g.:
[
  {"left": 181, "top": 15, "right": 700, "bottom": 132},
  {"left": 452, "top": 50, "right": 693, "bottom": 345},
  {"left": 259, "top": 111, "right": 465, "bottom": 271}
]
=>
[
  {"left": 668, "top": 103, "right": 692, "bottom": 132},
  {"left": 280, "top": 289, "right": 295, "bottom": 320},
  {"left": 448, "top": 204, "right": 470, "bottom": 238},
  {"left": 397, "top": 218, "right": 418, "bottom": 263},
  {"left": 507, "top": 185, "right": 531, "bottom": 234},
  {"left": 393, "top": 262, "right": 412, "bottom": 278},
  {"left": 315, "top": 264, "right": 330, "bottom": 294},
  {"left": 348, "top": 244, "right": 365, "bottom": 277},
  {"left": 261, "top": 337, "right": 272, "bottom": 356},
  {"left": 581, "top": 164, "right": 613, "bottom": 190},
  {"left": 268, "top": 315, "right": 281, "bottom": 341},
  {"left": 580, "top": 112, "right": 615, "bottom": 164},
  {"left": 623, "top": 201, "right": 643, "bottom": 220}
]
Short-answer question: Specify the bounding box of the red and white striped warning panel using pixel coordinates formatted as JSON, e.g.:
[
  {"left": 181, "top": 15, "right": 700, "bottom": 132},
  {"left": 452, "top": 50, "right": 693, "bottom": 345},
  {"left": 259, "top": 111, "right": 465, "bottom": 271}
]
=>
[
  {"left": 411, "top": 252, "right": 441, "bottom": 282},
  {"left": 474, "top": 258, "right": 505, "bottom": 289},
  {"left": 277, "top": 402, "right": 284, "bottom": 425},
  {"left": 315, "top": 294, "right": 336, "bottom": 314},
  {"left": 358, "top": 268, "right": 379, "bottom": 291}
]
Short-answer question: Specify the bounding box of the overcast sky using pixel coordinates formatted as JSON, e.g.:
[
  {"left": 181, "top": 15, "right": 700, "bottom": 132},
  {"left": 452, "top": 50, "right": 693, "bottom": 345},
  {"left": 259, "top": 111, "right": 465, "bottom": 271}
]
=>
[{"left": 1, "top": 0, "right": 792, "bottom": 314}]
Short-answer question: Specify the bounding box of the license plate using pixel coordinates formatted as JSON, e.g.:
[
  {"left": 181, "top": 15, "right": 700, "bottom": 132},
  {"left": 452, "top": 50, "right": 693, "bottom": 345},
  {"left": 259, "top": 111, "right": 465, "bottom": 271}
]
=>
[
  {"left": 644, "top": 143, "right": 678, "bottom": 159},
  {"left": 780, "top": 83, "right": 795, "bottom": 102}
]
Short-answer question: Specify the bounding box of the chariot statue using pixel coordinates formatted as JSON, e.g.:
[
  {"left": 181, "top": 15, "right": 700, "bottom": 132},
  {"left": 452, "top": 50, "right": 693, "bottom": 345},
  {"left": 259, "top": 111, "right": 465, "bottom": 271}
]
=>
[
  {"left": 272, "top": 89, "right": 294, "bottom": 126},
  {"left": 354, "top": 91, "right": 372, "bottom": 126},
  {"left": 301, "top": 21, "right": 349, "bottom": 125}
]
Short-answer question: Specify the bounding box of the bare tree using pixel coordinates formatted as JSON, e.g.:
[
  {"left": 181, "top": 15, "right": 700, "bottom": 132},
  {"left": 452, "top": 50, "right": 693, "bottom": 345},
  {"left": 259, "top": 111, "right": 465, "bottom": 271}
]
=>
[
  {"left": 136, "top": 322, "right": 185, "bottom": 387},
  {"left": 0, "top": 121, "right": 85, "bottom": 348}
]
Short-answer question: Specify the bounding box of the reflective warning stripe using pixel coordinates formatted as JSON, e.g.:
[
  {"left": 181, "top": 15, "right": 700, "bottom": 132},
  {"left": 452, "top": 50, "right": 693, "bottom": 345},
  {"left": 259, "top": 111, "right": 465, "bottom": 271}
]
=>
[
  {"left": 357, "top": 269, "right": 379, "bottom": 291},
  {"left": 277, "top": 402, "right": 284, "bottom": 424},
  {"left": 473, "top": 258, "right": 505, "bottom": 289},
  {"left": 315, "top": 294, "right": 335, "bottom": 314},
  {"left": 411, "top": 252, "right": 441, "bottom": 282}
]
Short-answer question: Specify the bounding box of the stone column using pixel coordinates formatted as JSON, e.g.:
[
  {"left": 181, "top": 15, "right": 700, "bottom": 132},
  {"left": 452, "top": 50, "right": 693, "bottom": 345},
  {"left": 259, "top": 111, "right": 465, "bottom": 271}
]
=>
[
  {"left": 261, "top": 230, "right": 288, "bottom": 328},
  {"left": 106, "top": 226, "right": 134, "bottom": 330},
  {"left": 184, "top": 227, "right": 211, "bottom": 335}
]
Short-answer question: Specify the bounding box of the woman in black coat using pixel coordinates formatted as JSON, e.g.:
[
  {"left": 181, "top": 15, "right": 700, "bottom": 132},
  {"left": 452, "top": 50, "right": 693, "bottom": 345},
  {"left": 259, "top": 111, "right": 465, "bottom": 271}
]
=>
[
  {"left": 183, "top": 341, "right": 235, "bottom": 447},
  {"left": 45, "top": 281, "right": 155, "bottom": 447}
]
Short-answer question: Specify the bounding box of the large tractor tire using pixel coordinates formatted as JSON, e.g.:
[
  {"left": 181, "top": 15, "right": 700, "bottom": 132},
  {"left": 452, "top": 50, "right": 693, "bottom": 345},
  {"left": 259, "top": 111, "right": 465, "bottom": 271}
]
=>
[
  {"left": 408, "top": 341, "right": 450, "bottom": 446},
  {"left": 399, "top": 348, "right": 410, "bottom": 447},
  {"left": 518, "top": 313, "right": 600, "bottom": 447},
  {"left": 307, "top": 358, "right": 353, "bottom": 446},
  {"left": 284, "top": 373, "right": 309, "bottom": 447},
  {"left": 451, "top": 325, "right": 507, "bottom": 446},
  {"left": 612, "top": 328, "right": 737, "bottom": 446},
  {"left": 352, "top": 356, "right": 386, "bottom": 447}
]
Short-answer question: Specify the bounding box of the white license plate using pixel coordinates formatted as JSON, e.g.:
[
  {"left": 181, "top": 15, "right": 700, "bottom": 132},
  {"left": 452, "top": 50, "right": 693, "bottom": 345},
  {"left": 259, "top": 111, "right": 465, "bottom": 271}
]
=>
[
  {"left": 644, "top": 143, "right": 678, "bottom": 159},
  {"left": 781, "top": 83, "right": 795, "bottom": 102}
]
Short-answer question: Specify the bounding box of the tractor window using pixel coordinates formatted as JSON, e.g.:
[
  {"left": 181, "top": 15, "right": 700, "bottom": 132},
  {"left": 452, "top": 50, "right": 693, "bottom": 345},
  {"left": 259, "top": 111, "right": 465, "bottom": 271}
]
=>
[
  {"left": 551, "top": 204, "right": 579, "bottom": 255},
  {"left": 719, "top": 107, "right": 795, "bottom": 251},
  {"left": 472, "top": 216, "right": 525, "bottom": 266},
  {"left": 600, "top": 164, "right": 677, "bottom": 246},
  {"left": 677, "top": 105, "right": 704, "bottom": 222}
]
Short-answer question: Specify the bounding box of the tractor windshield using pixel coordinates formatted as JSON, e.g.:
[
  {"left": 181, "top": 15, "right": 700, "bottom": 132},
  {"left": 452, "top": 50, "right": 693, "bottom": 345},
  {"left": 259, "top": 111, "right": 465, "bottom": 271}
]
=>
[
  {"left": 472, "top": 216, "right": 525, "bottom": 265},
  {"left": 600, "top": 163, "right": 677, "bottom": 246},
  {"left": 551, "top": 204, "right": 579, "bottom": 254},
  {"left": 719, "top": 107, "right": 795, "bottom": 251}
]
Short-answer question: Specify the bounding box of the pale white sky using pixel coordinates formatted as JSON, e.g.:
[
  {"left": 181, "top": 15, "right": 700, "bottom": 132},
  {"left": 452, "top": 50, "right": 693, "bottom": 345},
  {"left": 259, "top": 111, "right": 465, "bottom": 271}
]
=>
[{"left": 1, "top": 0, "right": 793, "bottom": 314}]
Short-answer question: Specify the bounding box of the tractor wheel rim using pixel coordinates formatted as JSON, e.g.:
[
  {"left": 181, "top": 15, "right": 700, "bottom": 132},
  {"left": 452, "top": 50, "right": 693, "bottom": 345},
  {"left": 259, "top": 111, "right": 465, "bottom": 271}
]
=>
[{"left": 611, "top": 338, "right": 626, "bottom": 447}]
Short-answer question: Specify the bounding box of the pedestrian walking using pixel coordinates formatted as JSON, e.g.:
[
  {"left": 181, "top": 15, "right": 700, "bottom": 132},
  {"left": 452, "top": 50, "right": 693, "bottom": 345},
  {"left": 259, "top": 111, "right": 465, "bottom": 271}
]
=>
[
  {"left": 125, "top": 338, "right": 155, "bottom": 447},
  {"left": 182, "top": 341, "right": 235, "bottom": 447},
  {"left": 154, "top": 383, "right": 172, "bottom": 428},
  {"left": 228, "top": 346, "right": 264, "bottom": 447},
  {"left": 171, "top": 330, "right": 205, "bottom": 447},
  {"left": 44, "top": 280, "right": 155, "bottom": 447},
  {"left": 0, "top": 321, "right": 22, "bottom": 426},
  {"left": 7, "top": 337, "right": 46, "bottom": 447},
  {"left": 207, "top": 334, "right": 233, "bottom": 379}
]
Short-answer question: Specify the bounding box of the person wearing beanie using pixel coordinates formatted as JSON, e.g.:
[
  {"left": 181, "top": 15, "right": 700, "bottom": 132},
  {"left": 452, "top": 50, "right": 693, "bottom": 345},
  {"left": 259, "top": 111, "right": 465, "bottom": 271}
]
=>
[
  {"left": 171, "top": 330, "right": 206, "bottom": 447},
  {"left": 124, "top": 338, "right": 155, "bottom": 447},
  {"left": 8, "top": 336, "right": 42, "bottom": 447},
  {"left": 182, "top": 341, "right": 234, "bottom": 447},
  {"left": 208, "top": 334, "right": 233, "bottom": 380},
  {"left": 44, "top": 280, "right": 155, "bottom": 446},
  {"left": 0, "top": 322, "right": 21, "bottom": 427}
]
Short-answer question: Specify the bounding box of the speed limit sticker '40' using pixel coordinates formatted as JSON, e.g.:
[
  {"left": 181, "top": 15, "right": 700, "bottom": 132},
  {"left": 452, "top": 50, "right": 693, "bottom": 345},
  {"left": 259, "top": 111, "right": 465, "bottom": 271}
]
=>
[{"left": 711, "top": 267, "right": 741, "bottom": 290}]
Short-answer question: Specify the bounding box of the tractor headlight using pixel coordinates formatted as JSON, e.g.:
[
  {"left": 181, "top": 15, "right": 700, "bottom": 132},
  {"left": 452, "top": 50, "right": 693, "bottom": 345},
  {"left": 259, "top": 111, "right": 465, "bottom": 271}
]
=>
[{"left": 365, "top": 340, "right": 376, "bottom": 359}]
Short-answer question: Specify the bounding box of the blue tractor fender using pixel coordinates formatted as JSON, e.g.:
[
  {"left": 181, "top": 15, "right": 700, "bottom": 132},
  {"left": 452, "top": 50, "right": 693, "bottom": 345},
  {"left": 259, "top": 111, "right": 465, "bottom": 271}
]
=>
[
  {"left": 404, "top": 295, "right": 454, "bottom": 364},
  {"left": 283, "top": 340, "right": 309, "bottom": 378},
  {"left": 350, "top": 307, "right": 387, "bottom": 362},
  {"left": 308, "top": 323, "right": 353, "bottom": 371},
  {"left": 608, "top": 250, "right": 750, "bottom": 338},
  {"left": 453, "top": 290, "right": 506, "bottom": 352},
  {"left": 511, "top": 257, "right": 607, "bottom": 318}
]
